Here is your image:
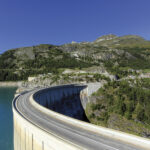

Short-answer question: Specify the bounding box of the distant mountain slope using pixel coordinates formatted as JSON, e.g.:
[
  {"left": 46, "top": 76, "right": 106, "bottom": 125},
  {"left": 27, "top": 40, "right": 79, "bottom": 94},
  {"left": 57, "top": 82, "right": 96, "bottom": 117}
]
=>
[{"left": 0, "top": 34, "right": 150, "bottom": 81}]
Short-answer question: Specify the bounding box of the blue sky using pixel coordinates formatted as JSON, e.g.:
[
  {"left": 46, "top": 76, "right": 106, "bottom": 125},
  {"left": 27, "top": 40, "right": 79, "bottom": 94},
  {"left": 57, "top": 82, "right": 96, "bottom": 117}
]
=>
[{"left": 0, "top": 0, "right": 150, "bottom": 53}]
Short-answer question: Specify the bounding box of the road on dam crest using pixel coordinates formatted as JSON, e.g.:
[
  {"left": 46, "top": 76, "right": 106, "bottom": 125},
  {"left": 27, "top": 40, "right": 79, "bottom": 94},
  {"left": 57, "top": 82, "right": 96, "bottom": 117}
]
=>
[{"left": 13, "top": 85, "right": 147, "bottom": 150}]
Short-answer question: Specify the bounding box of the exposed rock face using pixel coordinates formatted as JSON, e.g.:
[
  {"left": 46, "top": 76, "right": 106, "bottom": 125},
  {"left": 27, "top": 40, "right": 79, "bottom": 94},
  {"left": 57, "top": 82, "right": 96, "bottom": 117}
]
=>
[
  {"left": 14, "top": 47, "right": 35, "bottom": 60},
  {"left": 94, "top": 34, "right": 117, "bottom": 43}
]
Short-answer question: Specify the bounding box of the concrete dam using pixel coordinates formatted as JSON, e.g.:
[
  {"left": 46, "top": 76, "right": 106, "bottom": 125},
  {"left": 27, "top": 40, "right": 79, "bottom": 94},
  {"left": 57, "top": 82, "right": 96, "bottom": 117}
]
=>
[
  {"left": 33, "top": 85, "right": 88, "bottom": 121},
  {"left": 13, "top": 84, "right": 150, "bottom": 150}
]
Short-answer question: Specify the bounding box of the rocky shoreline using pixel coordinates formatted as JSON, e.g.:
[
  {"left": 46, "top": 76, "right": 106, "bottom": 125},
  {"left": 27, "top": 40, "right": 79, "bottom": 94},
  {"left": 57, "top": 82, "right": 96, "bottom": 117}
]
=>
[{"left": 0, "top": 81, "right": 22, "bottom": 87}]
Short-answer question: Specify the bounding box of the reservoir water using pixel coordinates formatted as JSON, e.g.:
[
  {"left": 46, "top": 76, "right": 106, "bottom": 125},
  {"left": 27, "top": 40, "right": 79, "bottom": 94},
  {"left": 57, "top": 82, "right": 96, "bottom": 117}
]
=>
[{"left": 0, "top": 87, "right": 17, "bottom": 150}]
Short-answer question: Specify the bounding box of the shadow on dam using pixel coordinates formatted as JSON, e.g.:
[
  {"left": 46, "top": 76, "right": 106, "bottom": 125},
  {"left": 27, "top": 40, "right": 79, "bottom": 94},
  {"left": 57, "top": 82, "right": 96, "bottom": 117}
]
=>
[{"left": 33, "top": 85, "right": 89, "bottom": 122}]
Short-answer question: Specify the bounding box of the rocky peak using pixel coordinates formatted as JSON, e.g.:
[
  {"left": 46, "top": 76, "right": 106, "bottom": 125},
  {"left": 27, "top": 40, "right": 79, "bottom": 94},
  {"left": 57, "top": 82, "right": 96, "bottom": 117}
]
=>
[{"left": 94, "top": 34, "right": 117, "bottom": 43}]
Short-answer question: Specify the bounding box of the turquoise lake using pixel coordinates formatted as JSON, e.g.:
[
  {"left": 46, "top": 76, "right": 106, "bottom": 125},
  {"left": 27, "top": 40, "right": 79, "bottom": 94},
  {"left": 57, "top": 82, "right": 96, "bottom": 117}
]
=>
[{"left": 0, "top": 87, "right": 17, "bottom": 150}]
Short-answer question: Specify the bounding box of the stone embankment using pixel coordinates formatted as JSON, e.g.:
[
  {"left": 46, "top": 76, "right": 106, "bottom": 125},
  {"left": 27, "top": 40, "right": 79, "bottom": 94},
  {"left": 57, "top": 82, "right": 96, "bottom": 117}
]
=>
[{"left": 0, "top": 81, "right": 22, "bottom": 87}]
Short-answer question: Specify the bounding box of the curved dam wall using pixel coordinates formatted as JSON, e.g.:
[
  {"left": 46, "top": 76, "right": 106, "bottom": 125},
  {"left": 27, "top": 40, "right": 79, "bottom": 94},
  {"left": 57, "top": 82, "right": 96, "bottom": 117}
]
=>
[
  {"left": 13, "top": 84, "right": 150, "bottom": 150},
  {"left": 13, "top": 97, "right": 82, "bottom": 150},
  {"left": 33, "top": 85, "right": 88, "bottom": 121},
  {"left": 13, "top": 85, "right": 89, "bottom": 150}
]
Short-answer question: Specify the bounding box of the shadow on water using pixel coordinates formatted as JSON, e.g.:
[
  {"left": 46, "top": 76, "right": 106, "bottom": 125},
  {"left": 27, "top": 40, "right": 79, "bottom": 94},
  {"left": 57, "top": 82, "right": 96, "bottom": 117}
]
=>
[{"left": 34, "top": 85, "right": 90, "bottom": 123}]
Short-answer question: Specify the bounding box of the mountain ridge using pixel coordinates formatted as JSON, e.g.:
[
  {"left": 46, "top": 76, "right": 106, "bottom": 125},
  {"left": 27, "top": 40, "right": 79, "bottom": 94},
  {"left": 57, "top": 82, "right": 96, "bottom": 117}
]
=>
[
  {"left": 1, "top": 34, "right": 150, "bottom": 138},
  {"left": 0, "top": 34, "right": 150, "bottom": 81},
  {"left": 1, "top": 34, "right": 150, "bottom": 54}
]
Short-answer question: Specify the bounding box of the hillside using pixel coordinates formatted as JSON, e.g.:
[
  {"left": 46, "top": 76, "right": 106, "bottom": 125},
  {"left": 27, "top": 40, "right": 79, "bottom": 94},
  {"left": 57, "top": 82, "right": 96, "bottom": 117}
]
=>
[
  {"left": 0, "top": 34, "right": 150, "bottom": 81},
  {"left": 1, "top": 34, "right": 150, "bottom": 138},
  {"left": 86, "top": 78, "right": 150, "bottom": 137},
  {"left": 0, "top": 44, "right": 96, "bottom": 81}
]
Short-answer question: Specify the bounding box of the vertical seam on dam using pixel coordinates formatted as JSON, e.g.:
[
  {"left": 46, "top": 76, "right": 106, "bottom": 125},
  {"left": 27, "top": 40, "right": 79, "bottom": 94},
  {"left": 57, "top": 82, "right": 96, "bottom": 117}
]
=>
[
  {"left": 32, "top": 134, "right": 33, "bottom": 150},
  {"left": 42, "top": 141, "right": 44, "bottom": 150},
  {"left": 20, "top": 126, "right": 21, "bottom": 150},
  {"left": 25, "top": 128, "right": 26, "bottom": 150}
]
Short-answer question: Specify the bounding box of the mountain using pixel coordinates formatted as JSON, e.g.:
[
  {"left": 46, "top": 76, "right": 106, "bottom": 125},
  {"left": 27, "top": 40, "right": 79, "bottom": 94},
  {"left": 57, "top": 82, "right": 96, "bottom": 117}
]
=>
[
  {"left": 94, "top": 34, "right": 149, "bottom": 47},
  {"left": 94, "top": 34, "right": 117, "bottom": 42},
  {"left": 0, "top": 34, "right": 150, "bottom": 81},
  {"left": 1, "top": 34, "right": 150, "bottom": 138}
]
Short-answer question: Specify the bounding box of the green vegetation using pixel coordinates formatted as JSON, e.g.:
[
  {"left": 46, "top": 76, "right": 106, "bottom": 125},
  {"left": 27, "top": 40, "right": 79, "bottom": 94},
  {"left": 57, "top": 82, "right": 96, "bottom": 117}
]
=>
[
  {"left": 0, "top": 35, "right": 150, "bottom": 81},
  {"left": 93, "top": 73, "right": 110, "bottom": 82},
  {"left": 24, "top": 52, "right": 93, "bottom": 70},
  {"left": 104, "top": 62, "right": 138, "bottom": 79},
  {"left": 86, "top": 79, "right": 150, "bottom": 136},
  {"left": 117, "top": 47, "right": 150, "bottom": 70},
  {"left": 0, "top": 49, "right": 16, "bottom": 69},
  {"left": 48, "top": 72, "right": 111, "bottom": 84},
  {"left": 135, "top": 78, "right": 150, "bottom": 89},
  {"left": 104, "top": 46, "right": 150, "bottom": 78},
  {"left": 0, "top": 45, "right": 95, "bottom": 81}
]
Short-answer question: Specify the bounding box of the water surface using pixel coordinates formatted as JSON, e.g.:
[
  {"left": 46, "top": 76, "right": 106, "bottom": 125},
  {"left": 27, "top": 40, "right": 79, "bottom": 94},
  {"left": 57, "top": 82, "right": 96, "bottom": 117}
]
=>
[{"left": 0, "top": 87, "right": 17, "bottom": 150}]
